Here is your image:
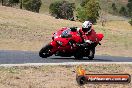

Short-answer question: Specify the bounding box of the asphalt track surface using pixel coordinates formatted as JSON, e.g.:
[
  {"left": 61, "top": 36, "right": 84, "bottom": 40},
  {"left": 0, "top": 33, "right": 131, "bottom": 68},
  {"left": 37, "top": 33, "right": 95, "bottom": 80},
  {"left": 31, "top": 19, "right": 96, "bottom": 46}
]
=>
[{"left": 0, "top": 50, "right": 132, "bottom": 64}]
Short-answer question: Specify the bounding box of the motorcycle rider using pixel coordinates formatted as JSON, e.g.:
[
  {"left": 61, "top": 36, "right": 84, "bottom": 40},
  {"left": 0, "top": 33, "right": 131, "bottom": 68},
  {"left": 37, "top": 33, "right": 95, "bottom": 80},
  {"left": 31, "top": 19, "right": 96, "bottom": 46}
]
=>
[
  {"left": 76, "top": 21, "right": 98, "bottom": 59},
  {"left": 78, "top": 21, "right": 98, "bottom": 45}
]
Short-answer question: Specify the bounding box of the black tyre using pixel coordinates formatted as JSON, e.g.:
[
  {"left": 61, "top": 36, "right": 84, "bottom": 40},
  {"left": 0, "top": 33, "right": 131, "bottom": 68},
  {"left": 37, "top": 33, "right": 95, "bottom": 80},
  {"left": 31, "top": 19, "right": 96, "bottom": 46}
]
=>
[
  {"left": 88, "top": 47, "right": 95, "bottom": 60},
  {"left": 39, "top": 44, "right": 53, "bottom": 58},
  {"left": 76, "top": 76, "right": 87, "bottom": 86}
]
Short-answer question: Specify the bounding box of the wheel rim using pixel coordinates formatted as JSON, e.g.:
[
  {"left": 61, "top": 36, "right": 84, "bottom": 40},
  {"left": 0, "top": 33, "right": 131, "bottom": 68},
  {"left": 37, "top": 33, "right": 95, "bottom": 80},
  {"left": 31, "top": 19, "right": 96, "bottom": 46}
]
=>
[
  {"left": 42, "top": 49, "right": 51, "bottom": 55},
  {"left": 89, "top": 50, "right": 93, "bottom": 56}
]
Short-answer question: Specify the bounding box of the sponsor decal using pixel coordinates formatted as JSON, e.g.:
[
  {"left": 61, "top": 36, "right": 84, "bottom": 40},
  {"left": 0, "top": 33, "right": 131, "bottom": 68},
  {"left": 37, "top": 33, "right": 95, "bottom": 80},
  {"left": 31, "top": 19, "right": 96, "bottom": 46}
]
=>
[{"left": 76, "top": 65, "right": 131, "bottom": 86}]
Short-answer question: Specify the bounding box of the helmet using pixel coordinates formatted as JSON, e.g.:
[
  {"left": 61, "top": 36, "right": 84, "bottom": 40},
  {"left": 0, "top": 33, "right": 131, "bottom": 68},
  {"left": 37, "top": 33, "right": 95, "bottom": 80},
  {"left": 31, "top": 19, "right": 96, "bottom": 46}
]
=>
[{"left": 82, "top": 21, "right": 92, "bottom": 33}]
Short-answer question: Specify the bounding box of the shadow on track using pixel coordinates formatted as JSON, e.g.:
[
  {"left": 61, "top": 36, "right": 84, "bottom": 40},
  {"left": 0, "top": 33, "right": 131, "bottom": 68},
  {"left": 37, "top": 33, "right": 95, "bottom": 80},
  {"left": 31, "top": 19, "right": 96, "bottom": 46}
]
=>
[{"left": 49, "top": 57, "right": 112, "bottom": 62}]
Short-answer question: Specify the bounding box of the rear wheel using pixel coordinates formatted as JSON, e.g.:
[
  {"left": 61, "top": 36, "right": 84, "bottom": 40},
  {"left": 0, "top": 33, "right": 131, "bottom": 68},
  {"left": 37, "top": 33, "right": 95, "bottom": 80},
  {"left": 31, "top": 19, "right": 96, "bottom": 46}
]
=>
[
  {"left": 88, "top": 47, "right": 95, "bottom": 60},
  {"left": 39, "top": 44, "right": 53, "bottom": 58}
]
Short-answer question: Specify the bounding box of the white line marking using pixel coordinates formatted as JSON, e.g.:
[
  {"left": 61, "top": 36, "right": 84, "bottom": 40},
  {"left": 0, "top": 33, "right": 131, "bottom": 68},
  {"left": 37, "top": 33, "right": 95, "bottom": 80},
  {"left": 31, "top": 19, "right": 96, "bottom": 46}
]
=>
[{"left": 1, "top": 62, "right": 132, "bottom": 67}]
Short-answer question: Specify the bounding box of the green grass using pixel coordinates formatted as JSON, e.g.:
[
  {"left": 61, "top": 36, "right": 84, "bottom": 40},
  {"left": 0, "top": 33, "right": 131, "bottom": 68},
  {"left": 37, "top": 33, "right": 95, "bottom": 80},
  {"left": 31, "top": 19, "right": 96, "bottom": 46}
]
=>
[{"left": 99, "top": 0, "right": 127, "bottom": 13}]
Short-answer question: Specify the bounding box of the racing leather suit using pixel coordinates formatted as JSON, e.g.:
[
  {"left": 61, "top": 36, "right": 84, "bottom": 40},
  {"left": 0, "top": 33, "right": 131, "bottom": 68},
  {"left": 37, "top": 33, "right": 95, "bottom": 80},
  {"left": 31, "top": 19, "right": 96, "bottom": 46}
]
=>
[{"left": 77, "top": 27, "right": 98, "bottom": 48}]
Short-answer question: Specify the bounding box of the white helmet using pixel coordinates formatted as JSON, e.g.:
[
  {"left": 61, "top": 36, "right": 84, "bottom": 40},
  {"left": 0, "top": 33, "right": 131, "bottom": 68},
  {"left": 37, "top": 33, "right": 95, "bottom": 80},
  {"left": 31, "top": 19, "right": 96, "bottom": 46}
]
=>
[{"left": 82, "top": 21, "right": 92, "bottom": 33}]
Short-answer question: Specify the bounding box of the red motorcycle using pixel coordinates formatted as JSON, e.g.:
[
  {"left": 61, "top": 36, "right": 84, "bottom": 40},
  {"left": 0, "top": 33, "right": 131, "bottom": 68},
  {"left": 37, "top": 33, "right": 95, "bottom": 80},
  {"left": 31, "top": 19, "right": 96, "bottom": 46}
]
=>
[{"left": 39, "top": 27, "right": 104, "bottom": 60}]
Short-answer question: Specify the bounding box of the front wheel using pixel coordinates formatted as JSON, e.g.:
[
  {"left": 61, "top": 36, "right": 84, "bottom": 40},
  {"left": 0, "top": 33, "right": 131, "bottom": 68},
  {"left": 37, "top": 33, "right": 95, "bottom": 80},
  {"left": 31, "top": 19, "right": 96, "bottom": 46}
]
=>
[{"left": 39, "top": 44, "right": 53, "bottom": 58}]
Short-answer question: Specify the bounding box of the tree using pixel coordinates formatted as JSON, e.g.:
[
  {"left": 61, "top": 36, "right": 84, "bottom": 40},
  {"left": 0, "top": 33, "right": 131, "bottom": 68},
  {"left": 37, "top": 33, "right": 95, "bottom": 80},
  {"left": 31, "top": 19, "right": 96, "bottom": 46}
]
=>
[
  {"left": 76, "top": 7, "right": 87, "bottom": 21},
  {"left": 49, "top": 1, "right": 61, "bottom": 18},
  {"left": 20, "top": 0, "right": 22, "bottom": 9},
  {"left": 99, "top": 11, "right": 107, "bottom": 26},
  {"left": 1, "top": 0, "right": 4, "bottom": 6},
  {"left": 111, "top": 3, "right": 118, "bottom": 14},
  {"left": 12, "top": 0, "right": 19, "bottom": 3},
  {"left": 127, "top": 0, "right": 132, "bottom": 17},
  {"left": 1, "top": 0, "right": 19, "bottom": 6},
  {"left": 80, "top": 0, "right": 90, "bottom": 7},
  {"left": 49, "top": 0, "right": 75, "bottom": 19},
  {"left": 77, "top": 0, "right": 100, "bottom": 23},
  {"left": 119, "top": 6, "right": 127, "bottom": 16},
  {"left": 23, "top": 0, "right": 42, "bottom": 13},
  {"left": 9, "top": 0, "right": 19, "bottom": 6}
]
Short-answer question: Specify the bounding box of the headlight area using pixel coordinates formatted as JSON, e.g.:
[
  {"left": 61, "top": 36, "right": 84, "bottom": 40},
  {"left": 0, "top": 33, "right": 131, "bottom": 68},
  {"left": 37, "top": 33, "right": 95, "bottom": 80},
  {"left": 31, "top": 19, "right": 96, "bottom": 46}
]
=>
[{"left": 56, "top": 41, "right": 63, "bottom": 46}]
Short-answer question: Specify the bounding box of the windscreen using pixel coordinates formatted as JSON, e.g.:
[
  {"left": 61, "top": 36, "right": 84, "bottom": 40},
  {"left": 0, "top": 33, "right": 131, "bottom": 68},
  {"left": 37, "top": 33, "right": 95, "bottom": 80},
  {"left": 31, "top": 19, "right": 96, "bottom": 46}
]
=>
[{"left": 61, "top": 29, "right": 72, "bottom": 38}]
